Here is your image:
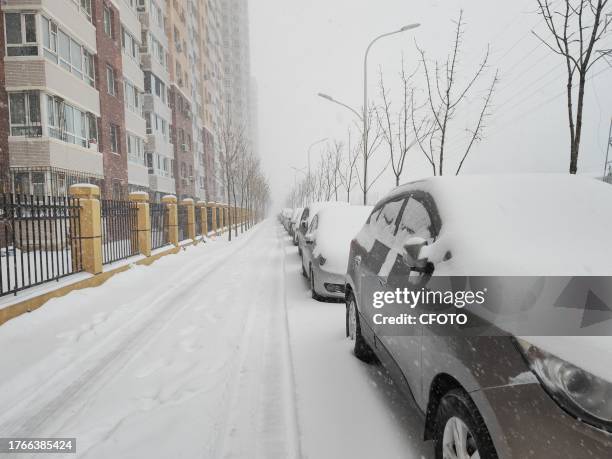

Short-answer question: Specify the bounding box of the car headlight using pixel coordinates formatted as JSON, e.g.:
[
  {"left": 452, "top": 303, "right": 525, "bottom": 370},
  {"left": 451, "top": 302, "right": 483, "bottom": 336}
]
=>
[
  {"left": 317, "top": 255, "right": 326, "bottom": 266},
  {"left": 516, "top": 338, "right": 612, "bottom": 432}
]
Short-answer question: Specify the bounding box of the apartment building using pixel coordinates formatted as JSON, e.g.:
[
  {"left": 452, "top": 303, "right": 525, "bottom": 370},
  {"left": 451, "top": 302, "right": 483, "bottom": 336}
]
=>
[
  {"left": 119, "top": 0, "right": 148, "bottom": 195},
  {"left": 137, "top": 0, "right": 175, "bottom": 202},
  {"left": 221, "top": 0, "right": 252, "bottom": 151},
  {"left": 0, "top": 0, "right": 253, "bottom": 202},
  {"left": 0, "top": 0, "right": 104, "bottom": 196},
  {"left": 166, "top": 0, "right": 195, "bottom": 201}
]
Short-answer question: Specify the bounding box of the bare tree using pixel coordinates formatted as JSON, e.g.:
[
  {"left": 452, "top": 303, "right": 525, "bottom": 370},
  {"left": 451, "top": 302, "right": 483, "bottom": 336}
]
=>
[
  {"left": 533, "top": 0, "right": 611, "bottom": 174},
  {"left": 414, "top": 11, "right": 499, "bottom": 175},
  {"left": 356, "top": 105, "right": 386, "bottom": 199},
  {"left": 217, "top": 106, "right": 245, "bottom": 241},
  {"left": 338, "top": 129, "right": 360, "bottom": 203},
  {"left": 377, "top": 58, "right": 426, "bottom": 186}
]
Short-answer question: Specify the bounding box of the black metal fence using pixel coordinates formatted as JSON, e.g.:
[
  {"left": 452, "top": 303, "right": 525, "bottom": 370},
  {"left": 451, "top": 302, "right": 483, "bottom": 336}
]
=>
[
  {"left": 178, "top": 205, "right": 189, "bottom": 242},
  {"left": 0, "top": 194, "right": 82, "bottom": 297},
  {"left": 101, "top": 200, "right": 138, "bottom": 265},
  {"left": 150, "top": 203, "right": 168, "bottom": 250},
  {"left": 195, "top": 206, "right": 203, "bottom": 236},
  {"left": 207, "top": 207, "right": 213, "bottom": 234}
]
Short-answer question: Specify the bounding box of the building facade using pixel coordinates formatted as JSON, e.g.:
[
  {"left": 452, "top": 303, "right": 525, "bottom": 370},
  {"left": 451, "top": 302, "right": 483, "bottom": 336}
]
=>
[{"left": 0, "top": 0, "right": 252, "bottom": 203}]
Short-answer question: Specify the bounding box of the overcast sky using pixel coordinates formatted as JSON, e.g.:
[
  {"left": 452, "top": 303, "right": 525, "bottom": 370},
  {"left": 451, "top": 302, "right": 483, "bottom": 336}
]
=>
[{"left": 249, "top": 0, "right": 612, "bottom": 207}]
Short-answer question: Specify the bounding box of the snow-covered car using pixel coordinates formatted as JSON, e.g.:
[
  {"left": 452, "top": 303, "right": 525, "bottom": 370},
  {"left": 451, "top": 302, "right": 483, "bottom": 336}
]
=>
[
  {"left": 345, "top": 175, "right": 612, "bottom": 459},
  {"left": 297, "top": 201, "right": 348, "bottom": 258},
  {"left": 289, "top": 207, "right": 305, "bottom": 245},
  {"left": 302, "top": 205, "right": 373, "bottom": 300},
  {"left": 280, "top": 208, "right": 293, "bottom": 232}
]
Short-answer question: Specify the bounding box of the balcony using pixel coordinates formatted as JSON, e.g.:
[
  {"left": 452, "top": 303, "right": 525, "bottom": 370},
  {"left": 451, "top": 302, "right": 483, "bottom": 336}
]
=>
[
  {"left": 8, "top": 136, "right": 103, "bottom": 177},
  {"left": 148, "top": 173, "right": 176, "bottom": 195},
  {"left": 4, "top": 58, "right": 100, "bottom": 116}
]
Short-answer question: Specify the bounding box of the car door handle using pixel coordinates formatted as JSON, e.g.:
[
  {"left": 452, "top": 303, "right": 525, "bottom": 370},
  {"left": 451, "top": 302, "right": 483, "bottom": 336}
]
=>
[{"left": 354, "top": 255, "right": 361, "bottom": 267}]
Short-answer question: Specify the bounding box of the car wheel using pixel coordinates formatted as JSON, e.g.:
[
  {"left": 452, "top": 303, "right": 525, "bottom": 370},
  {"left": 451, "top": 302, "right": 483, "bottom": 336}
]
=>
[
  {"left": 346, "top": 293, "right": 376, "bottom": 363},
  {"left": 298, "top": 246, "right": 302, "bottom": 257},
  {"left": 301, "top": 263, "right": 307, "bottom": 278},
  {"left": 434, "top": 389, "right": 498, "bottom": 459},
  {"left": 310, "top": 268, "right": 323, "bottom": 301}
]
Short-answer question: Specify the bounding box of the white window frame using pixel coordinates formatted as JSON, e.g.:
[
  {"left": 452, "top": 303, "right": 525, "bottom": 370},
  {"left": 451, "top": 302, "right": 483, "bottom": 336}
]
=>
[{"left": 4, "top": 12, "right": 38, "bottom": 57}]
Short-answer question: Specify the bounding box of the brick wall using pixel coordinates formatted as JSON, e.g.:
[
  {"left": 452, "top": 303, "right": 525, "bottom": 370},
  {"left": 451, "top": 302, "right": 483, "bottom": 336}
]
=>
[
  {"left": 92, "top": 0, "right": 128, "bottom": 199},
  {"left": 171, "top": 87, "right": 196, "bottom": 200},
  {"left": 0, "top": 12, "right": 10, "bottom": 192}
]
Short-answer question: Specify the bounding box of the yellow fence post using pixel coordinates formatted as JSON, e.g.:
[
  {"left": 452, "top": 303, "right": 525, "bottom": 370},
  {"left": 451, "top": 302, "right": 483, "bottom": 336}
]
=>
[
  {"left": 219, "top": 204, "right": 225, "bottom": 233},
  {"left": 162, "top": 195, "right": 179, "bottom": 247},
  {"left": 70, "top": 184, "right": 103, "bottom": 275},
  {"left": 210, "top": 202, "right": 218, "bottom": 235},
  {"left": 129, "top": 192, "right": 151, "bottom": 257},
  {"left": 180, "top": 198, "right": 196, "bottom": 242},
  {"left": 197, "top": 201, "right": 208, "bottom": 238}
]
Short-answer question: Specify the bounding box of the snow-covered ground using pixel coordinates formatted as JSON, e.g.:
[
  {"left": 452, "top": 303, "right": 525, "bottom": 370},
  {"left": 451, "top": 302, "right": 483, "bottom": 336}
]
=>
[{"left": 0, "top": 220, "right": 432, "bottom": 459}]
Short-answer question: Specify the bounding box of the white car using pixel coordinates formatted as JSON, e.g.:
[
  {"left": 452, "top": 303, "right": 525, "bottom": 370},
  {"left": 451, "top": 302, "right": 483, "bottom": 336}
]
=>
[{"left": 302, "top": 205, "right": 373, "bottom": 300}]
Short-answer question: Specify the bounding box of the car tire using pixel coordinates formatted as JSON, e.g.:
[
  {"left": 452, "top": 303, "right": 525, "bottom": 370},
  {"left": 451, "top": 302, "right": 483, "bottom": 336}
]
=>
[
  {"left": 346, "top": 293, "right": 376, "bottom": 363},
  {"left": 298, "top": 246, "right": 302, "bottom": 257},
  {"left": 310, "top": 268, "right": 323, "bottom": 301},
  {"left": 434, "top": 389, "right": 498, "bottom": 459},
  {"left": 302, "top": 263, "right": 307, "bottom": 278}
]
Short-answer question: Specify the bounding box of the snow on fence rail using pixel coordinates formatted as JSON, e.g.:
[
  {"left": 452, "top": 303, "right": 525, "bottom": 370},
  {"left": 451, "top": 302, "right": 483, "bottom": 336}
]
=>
[
  {"left": 0, "top": 193, "right": 83, "bottom": 297},
  {"left": 150, "top": 202, "right": 169, "bottom": 250},
  {"left": 100, "top": 199, "right": 139, "bottom": 265}
]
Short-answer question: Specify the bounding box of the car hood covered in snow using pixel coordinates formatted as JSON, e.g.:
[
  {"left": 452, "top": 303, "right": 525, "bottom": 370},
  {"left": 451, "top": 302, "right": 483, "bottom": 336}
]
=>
[{"left": 313, "top": 205, "right": 373, "bottom": 274}]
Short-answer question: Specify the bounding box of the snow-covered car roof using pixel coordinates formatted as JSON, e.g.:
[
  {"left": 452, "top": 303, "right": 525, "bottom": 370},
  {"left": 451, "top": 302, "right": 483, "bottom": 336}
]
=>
[
  {"left": 312, "top": 205, "right": 373, "bottom": 274},
  {"left": 290, "top": 207, "right": 304, "bottom": 224},
  {"left": 385, "top": 174, "right": 612, "bottom": 276},
  {"left": 304, "top": 201, "right": 349, "bottom": 227}
]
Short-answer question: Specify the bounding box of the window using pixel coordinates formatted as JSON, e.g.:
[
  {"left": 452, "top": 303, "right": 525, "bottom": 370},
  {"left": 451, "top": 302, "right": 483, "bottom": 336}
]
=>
[
  {"left": 121, "top": 26, "right": 138, "bottom": 59},
  {"left": 110, "top": 124, "right": 120, "bottom": 153},
  {"left": 42, "top": 17, "right": 94, "bottom": 86},
  {"left": 103, "top": 6, "right": 113, "bottom": 37},
  {"left": 106, "top": 65, "right": 117, "bottom": 96},
  {"left": 145, "top": 112, "right": 152, "bottom": 134},
  {"left": 8, "top": 92, "right": 42, "bottom": 136},
  {"left": 127, "top": 133, "right": 145, "bottom": 164},
  {"left": 123, "top": 80, "right": 141, "bottom": 114},
  {"left": 46, "top": 95, "right": 97, "bottom": 148},
  {"left": 70, "top": 0, "right": 92, "bottom": 21},
  {"left": 396, "top": 197, "right": 435, "bottom": 243},
  {"left": 5, "top": 13, "right": 38, "bottom": 56},
  {"left": 374, "top": 199, "right": 406, "bottom": 238}
]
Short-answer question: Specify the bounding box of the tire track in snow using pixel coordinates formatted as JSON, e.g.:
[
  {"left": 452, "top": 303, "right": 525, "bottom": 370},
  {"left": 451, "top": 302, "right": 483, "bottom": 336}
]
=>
[
  {"left": 210, "top": 223, "right": 301, "bottom": 459},
  {"left": 0, "top": 226, "right": 264, "bottom": 439}
]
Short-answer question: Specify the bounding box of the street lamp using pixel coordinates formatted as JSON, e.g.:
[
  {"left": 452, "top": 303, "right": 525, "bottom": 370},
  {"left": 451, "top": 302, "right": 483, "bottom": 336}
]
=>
[
  {"left": 318, "top": 23, "right": 420, "bottom": 205},
  {"left": 307, "top": 138, "right": 328, "bottom": 201}
]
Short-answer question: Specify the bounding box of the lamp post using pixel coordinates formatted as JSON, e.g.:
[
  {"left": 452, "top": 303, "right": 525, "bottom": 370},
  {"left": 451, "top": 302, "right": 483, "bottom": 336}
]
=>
[
  {"left": 319, "top": 23, "right": 420, "bottom": 205},
  {"left": 306, "top": 138, "right": 328, "bottom": 201},
  {"left": 291, "top": 166, "right": 308, "bottom": 206}
]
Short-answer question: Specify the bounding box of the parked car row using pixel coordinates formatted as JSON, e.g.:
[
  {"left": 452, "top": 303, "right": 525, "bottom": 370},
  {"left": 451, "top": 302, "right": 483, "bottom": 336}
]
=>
[{"left": 281, "top": 174, "right": 612, "bottom": 459}]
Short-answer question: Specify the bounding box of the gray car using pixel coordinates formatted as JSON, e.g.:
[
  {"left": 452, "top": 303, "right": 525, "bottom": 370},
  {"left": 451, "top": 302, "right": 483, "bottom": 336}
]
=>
[
  {"left": 345, "top": 175, "right": 612, "bottom": 459},
  {"left": 301, "top": 205, "right": 372, "bottom": 300}
]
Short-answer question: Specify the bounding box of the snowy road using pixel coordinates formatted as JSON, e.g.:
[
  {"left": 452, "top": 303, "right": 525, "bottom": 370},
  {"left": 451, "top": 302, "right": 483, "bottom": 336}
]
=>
[{"left": 0, "top": 221, "right": 433, "bottom": 459}]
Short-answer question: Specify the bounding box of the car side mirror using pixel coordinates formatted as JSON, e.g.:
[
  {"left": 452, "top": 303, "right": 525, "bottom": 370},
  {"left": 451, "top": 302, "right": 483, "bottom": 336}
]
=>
[
  {"left": 305, "top": 233, "right": 315, "bottom": 244},
  {"left": 300, "top": 221, "right": 308, "bottom": 233},
  {"left": 402, "top": 237, "right": 434, "bottom": 274}
]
